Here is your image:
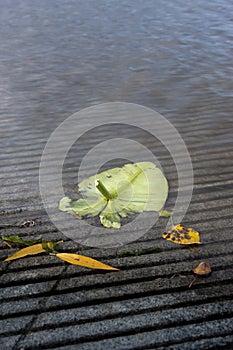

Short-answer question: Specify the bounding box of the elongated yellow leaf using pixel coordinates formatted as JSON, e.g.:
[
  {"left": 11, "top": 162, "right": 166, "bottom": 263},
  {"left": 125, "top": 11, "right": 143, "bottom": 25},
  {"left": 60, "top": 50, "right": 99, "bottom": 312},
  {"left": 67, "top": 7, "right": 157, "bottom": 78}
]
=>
[
  {"left": 56, "top": 253, "right": 119, "bottom": 270},
  {"left": 4, "top": 242, "right": 53, "bottom": 261}
]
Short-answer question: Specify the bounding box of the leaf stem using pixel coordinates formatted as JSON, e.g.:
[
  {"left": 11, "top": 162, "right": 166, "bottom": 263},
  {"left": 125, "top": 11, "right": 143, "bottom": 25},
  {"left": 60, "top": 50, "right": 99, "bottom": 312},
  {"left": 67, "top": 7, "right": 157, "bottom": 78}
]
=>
[
  {"left": 189, "top": 275, "right": 198, "bottom": 288},
  {"left": 95, "top": 179, "right": 117, "bottom": 200}
]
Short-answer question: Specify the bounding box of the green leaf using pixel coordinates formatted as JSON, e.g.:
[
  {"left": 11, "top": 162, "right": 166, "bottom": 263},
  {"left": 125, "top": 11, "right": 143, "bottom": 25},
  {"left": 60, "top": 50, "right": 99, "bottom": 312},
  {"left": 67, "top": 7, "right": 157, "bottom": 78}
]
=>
[
  {"left": 1, "top": 235, "right": 41, "bottom": 246},
  {"left": 59, "top": 196, "right": 106, "bottom": 217},
  {"left": 59, "top": 162, "right": 168, "bottom": 229}
]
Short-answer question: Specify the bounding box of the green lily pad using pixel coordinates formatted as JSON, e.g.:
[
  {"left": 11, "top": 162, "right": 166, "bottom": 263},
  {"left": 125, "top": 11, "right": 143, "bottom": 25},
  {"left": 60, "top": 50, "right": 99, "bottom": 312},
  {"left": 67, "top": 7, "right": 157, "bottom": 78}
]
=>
[{"left": 59, "top": 161, "right": 168, "bottom": 229}]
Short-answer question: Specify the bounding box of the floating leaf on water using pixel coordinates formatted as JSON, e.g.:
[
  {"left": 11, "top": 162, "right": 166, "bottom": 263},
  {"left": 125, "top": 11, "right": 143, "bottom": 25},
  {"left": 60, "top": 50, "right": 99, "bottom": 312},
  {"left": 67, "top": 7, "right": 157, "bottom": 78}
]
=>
[
  {"left": 59, "top": 162, "right": 168, "bottom": 229},
  {"left": 56, "top": 252, "right": 119, "bottom": 270},
  {"left": 162, "top": 224, "right": 201, "bottom": 245}
]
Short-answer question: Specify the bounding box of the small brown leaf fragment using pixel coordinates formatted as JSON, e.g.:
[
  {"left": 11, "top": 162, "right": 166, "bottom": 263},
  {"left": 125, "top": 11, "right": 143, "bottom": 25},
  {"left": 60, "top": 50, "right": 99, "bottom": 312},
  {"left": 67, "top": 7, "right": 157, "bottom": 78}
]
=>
[
  {"left": 189, "top": 261, "right": 212, "bottom": 288},
  {"left": 193, "top": 261, "right": 211, "bottom": 276}
]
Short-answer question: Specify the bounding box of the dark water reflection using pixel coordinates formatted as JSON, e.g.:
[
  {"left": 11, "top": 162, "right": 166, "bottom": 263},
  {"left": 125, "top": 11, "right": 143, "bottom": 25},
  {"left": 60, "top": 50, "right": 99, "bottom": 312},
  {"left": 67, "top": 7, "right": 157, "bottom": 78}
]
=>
[{"left": 1, "top": 0, "right": 233, "bottom": 122}]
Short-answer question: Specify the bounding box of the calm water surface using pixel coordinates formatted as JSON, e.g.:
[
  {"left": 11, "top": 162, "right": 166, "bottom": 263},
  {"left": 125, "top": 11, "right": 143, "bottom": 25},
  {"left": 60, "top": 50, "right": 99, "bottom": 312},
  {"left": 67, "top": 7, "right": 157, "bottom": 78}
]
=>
[
  {"left": 0, "top": 0, "right": 233, "bottom": 219},
  {"left": 0, "top": 0, "right": 232, "bottom": 121}
]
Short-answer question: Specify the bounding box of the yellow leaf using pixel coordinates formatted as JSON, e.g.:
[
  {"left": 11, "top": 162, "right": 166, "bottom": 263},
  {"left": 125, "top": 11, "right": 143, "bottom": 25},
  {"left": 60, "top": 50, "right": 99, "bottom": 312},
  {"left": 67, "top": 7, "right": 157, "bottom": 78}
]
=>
[
  {"left": 56, "top": 253, "right": 119, "bottom": 270},
  {"left": 4, "top": 242, "right": 53, "bottom": 261},
  {"left": 159, "top": 210, "right": 173, "bottom": 217},
  {"left": 162, "top": 224, "right": 201, "bottom": 245}
]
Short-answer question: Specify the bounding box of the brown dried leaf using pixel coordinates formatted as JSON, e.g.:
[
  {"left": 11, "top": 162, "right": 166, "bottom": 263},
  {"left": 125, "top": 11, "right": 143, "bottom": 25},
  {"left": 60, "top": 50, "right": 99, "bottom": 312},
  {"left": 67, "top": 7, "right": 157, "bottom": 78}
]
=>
[{"left": 193, "top": 261, "right": 211, "bottom": 275}]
